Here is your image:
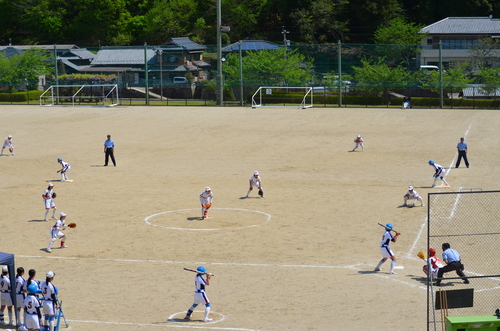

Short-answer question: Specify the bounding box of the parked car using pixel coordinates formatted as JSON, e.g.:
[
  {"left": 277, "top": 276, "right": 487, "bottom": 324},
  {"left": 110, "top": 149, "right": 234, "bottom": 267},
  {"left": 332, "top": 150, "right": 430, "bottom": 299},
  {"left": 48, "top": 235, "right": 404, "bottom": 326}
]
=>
[{"left": 173, "top": 77, "right": 189, "bottom": 84}]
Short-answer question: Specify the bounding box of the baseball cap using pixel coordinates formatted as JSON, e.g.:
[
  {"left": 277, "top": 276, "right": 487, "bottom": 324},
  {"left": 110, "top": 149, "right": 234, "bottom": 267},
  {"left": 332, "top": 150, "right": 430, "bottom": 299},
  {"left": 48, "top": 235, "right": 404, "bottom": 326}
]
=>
[
  {"left": 408, "top": 186, "right": 413, "bottom": 190},
  {"left": 107, "top": 134, "right": 111, "bottom": 137},
  {"left": 46, "top": 271, "right": 56, "bottom": 278},
  {"left": 205, "top": 187, "right": 211, "bottom": 191},
  {"left": 460, "top": 137, "right": 464, "bottom": 140},
  {"left": 254, "top": 171, "right": 259, "bottom": 175},
  {"left": 48, "top": 183, "right": 54, "bottom": 187},
  {"left": 2, "top": 266, "right": 7, "bottom": 273},
  {"left": 8, "top": 135, "right": 12, "bottom": 138},
  {"left": 357, "top": 135, "right": 361, "bottom": 138},
  {"left": 60, "top": 212, "right": 66, "bottom": 217}
]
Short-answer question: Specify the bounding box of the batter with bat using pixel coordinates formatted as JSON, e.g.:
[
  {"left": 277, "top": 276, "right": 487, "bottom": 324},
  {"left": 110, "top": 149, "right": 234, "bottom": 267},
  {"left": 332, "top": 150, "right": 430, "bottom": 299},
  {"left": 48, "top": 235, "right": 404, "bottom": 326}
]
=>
[
  {"left": 199, "top": 187, "right": 213, "bottom": 220},
  {"left": 374, "top": 223, "right": 400, "bottom": 274},
  {"left": 183, "top": 266, "right": 213, "bottom": 322}
]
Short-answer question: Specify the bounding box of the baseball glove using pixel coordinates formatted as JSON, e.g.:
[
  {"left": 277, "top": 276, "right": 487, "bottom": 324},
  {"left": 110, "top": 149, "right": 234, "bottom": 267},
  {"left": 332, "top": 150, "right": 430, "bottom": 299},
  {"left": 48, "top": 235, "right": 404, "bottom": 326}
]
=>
[
  {"left": 417, "top": 251, "right": 426, "bottom": 259},
  {"left": 51, "top": 192, "right": 57, "bottom": 199},
  {"left": 204, "top": 204, "right": 211, "bottom": 210},
  {"left": 258, "top": 189, "right": 263, "bottom": 197},
  {"left": 68, "top": 223, "right": 76, "bottom": 228}
]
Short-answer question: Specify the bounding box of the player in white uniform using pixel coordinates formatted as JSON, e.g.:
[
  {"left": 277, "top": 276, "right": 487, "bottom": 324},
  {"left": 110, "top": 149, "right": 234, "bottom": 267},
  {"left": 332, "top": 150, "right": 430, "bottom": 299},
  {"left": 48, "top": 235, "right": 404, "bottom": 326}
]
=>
[
  {"left": 40, "top": 271, "right": 57, "bottom": 331},
  {"left": 374, "top": 224, "right": 401, "bottom": 274},
  {"left": 422, "top": 248, "right": 443, "bottom": 279},
  {"left": 0, "top": 135, "right": 14, "bottom": 155},
  {"left": 42, "top": 183, "right": 57, "bottom": 222},
  {"left": 246, "top": 171, "right": 264, "bottom": 198},
  {"left": 199, "top": 187, "right": 213, "bottom": 220},
  {"left": 56, "top": 158, "right": 71, "bottom": 182},
  {"left": 0, "top": 266, "right": 14, "bottom": 326},
  {"left": 47, "top": 213, "right": 71, "bottom": 252},
  {"left": 428, "top": 160, "right": 450, "bottom": 188},
  {"left": 184, "top": 266, "right": 213, "bottom": 322},
  {"left": 352, "top": 135, "right": 364, "bottom": 152},
  {"left": 403, "top": 186, "right": 424, "bottom": 207},
  {"left": 15, "top": 267, "right": 26, "bottom": 327},
  {"left": 24, "top": 284, "right": 42, "bottom": 331}
]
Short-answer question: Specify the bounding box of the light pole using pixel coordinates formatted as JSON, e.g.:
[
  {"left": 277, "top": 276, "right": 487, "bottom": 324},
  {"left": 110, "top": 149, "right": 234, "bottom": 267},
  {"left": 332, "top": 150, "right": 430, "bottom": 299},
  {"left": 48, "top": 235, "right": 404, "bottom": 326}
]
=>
[{"left": 154, "top": 48, "right": 164, "bottom": 101}]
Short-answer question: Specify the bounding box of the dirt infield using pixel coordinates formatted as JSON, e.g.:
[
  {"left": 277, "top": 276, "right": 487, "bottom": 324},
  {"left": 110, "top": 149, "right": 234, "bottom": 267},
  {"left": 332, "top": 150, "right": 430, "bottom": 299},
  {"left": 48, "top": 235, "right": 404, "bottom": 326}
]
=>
[{"left": 1, "top": 105, "right": 499, "bottom": 331}]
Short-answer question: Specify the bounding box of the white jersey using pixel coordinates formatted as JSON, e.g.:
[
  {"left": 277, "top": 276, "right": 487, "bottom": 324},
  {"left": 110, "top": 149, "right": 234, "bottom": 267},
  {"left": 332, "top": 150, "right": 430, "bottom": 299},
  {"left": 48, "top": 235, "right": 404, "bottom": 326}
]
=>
[
  {"left": 199, "top": 191, "right": 213, "bottom": 205},
  {"left": 404, "top": 190, "right": 420, "bottom": 199},
  {"left": 3, "top": 138, "right": 12, "bottom": 148},
  {"left": 380, "top": 231, "right": 394, "bottom": 247},
  {"left": 40, "top": 281, "right": 56, "bottom": 302},
  {"left": 15, "top": 275, "right": 25, "bottom": 294},
  {"left": 0, "top": 274, "right": 10, "bottom": 292},
  {"left": 431, "top": 163, "right": 445, "bottom": 176},
  {"left": 51, "top": 219, "right": 67, "bottom": 238},
  {"left": 194, "top": 274, "right": 208, "bottom": 292},
  {"left": 60, "top": 161, "right": 71, "bottom": 172},
  {"left": 249, "top": 175, "right": 262, "bottom": 188},
  {"left": 42, "top": 189, "right": 53, "bottom": 200},
  {"left": 354, "top": 137, "right": 364, "bottom": 143},
  {"left": 22, "top": 278, "right": 39, "bottom": 293},
  {"left": 24, "top": 294, "right": 41, "bottom": 315}
]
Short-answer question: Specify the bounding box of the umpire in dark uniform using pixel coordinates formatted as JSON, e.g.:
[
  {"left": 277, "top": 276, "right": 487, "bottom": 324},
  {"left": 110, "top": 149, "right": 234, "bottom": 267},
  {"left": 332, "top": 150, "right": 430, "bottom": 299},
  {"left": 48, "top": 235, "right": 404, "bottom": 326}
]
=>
[
  {"left": 434, "top": 243, "right": 469, "bottom": 286},
  {"left": 456, "top": 137, "right": 469, "bottom": 168},
  {"left": 104, "top": 134, "right": 116, "bottom": 166}
]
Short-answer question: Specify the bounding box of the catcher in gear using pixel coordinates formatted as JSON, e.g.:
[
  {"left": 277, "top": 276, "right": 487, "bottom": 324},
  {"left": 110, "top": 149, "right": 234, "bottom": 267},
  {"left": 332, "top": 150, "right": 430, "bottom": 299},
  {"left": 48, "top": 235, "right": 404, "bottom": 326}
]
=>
[
  {"left": 246, "top": 171, "right": 264, "bottom": 198},
  {"left": 419, "top": 248, "right": 443, "bottom": 279}
]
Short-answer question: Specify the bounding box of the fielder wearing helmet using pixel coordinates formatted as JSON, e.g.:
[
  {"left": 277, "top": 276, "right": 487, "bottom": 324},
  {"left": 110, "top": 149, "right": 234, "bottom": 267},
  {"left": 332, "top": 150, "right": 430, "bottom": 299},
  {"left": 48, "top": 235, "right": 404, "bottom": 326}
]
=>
[{"left": 428, "top": 160, "right": 434, "bottom": 165}]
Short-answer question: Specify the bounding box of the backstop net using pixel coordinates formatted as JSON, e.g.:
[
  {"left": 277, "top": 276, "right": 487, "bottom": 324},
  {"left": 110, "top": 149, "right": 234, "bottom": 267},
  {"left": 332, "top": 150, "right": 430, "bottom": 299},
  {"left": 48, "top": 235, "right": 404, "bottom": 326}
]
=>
[
  {"left": 427, "top": 190, "right": 500, "bottom": 331},
  {"left": 40, "top": 84, "right": 119, "bottom": 107}
]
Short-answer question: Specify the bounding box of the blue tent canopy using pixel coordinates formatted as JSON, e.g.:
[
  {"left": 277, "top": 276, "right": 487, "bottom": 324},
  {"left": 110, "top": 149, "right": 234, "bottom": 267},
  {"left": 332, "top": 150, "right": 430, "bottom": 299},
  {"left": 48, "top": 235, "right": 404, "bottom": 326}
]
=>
[{"left": 0, "top": 252, "right": 18, "bottom": 324}]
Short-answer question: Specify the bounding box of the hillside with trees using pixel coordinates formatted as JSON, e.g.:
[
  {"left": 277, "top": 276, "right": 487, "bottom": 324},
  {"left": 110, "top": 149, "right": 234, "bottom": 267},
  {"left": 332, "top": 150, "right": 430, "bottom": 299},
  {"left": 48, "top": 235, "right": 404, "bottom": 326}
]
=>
[{"left": 0, "top": 0, "right": 499, "bottom": 46}]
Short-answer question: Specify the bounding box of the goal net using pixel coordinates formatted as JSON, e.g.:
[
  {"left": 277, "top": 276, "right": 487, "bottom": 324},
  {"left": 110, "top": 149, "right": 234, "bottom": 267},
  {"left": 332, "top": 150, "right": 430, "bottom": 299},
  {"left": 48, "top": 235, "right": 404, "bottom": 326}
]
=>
[
  {"left": 40, "top": 84, "right": 119, "bottom": 107},
  {"left": 251, "top": 87, "right": 313, "bottom": 109}
]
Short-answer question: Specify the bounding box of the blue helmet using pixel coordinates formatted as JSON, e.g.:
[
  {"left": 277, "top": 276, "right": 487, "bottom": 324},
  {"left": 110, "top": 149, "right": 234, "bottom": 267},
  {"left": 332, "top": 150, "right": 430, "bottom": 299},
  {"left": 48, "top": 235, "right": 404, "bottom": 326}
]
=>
[
  {"left": 428, "top": 160, "right": 434, "bottom": 164},
  {"left": 27, "top": 284, "right": 38, "bottom": 294},
  {"left": 57, "top": 158, "right": 62, "bottom": 162},
  {"left": 196, "top": 266, "right": 206, "bottom": 274},
  {"left": 385, "top": 223, "right": 393, "bottom": 230}
]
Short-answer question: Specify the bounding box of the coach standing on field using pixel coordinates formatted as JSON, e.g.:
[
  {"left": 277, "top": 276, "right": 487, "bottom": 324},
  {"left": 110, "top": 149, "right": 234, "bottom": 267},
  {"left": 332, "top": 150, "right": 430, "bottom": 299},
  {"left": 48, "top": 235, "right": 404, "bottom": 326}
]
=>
[
  {"left": 456, "top": 137, "right": 469, "bottom": 168},
  {"left": 104, "top": 134, "right": 116, "bottom": 166}
]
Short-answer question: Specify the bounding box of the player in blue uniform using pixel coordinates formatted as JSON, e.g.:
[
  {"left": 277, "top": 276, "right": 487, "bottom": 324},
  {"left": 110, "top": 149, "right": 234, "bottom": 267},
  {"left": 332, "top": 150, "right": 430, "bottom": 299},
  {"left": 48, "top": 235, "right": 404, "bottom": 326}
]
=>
[
  {"left": 184, "top": 266, "right": 213, "bottom": 322},
  {"left": 374, "top": 224, "right": 401, "bottom": 274},
  {"left": 428, "top": 160, "right": 450, "bottom": 188}
]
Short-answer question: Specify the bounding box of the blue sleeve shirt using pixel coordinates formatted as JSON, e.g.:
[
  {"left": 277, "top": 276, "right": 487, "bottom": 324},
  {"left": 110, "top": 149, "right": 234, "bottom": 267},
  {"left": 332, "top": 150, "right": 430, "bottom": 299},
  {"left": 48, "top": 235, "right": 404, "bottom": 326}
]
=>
[
  {"left": 104, "top": 139, "right": 115, "bottom": 148},
  {"left": 442, "top": 248, "right": 461, "bottom": 262}
]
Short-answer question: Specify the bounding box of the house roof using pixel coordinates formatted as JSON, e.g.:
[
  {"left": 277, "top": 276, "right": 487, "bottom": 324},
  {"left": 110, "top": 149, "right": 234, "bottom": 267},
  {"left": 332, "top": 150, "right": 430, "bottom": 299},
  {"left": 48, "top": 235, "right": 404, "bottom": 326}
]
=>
[
  {"left": 0, "top": 45, "right": 78, "bottom": 51},
  {"left": 91, "top": 48, "right": 156, "bottom": 65},
  {"left": 222, "top": 40, "right": 280, "bottom": 53},
  {"left": 60, "top": 48, "right": 96, "bottom": 60},
  {"left": 0, "top": 47, "right": 24, "bottom": 58},
  {"left": 163, "top": 37, "right": 206, "bottom": 51},
  {"left": 420, "top": 17, "right": 500, "bottom": 35}
]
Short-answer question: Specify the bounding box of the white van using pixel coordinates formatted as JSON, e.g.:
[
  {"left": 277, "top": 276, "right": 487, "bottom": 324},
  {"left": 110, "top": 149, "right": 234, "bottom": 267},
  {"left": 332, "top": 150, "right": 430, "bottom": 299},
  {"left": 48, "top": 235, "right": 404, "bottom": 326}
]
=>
[
  {"left": 420, "top": 65, "right": 440, "bottom": 71},
  {"left": 173, "top": 77, "right": 189, "bottom": 84}
]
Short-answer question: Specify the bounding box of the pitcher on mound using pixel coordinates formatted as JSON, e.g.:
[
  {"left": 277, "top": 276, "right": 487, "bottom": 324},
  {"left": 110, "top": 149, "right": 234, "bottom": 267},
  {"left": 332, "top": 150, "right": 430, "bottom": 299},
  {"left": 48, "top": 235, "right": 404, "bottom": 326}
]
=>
[{"left": 199, "top": 187, "right": 213, "bottom": 220}]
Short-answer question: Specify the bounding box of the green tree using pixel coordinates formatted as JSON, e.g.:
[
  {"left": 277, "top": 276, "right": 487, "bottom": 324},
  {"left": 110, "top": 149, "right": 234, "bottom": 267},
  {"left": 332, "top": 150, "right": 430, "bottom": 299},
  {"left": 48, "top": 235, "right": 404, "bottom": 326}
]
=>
[
  {"left": 222, "top": 47, "right": 314, "bottom": 87},
  {"left": 468, "top": 36, "right": 500, "bottom": 70},
  {"left": 374, "top": 18, "right": 427, "bottom": 67},
  {"left": 0, "top": 48, "right": 51, "bottom": 87},
  {"left": 419, "top": 62, "right": 472, "bottom": 95},
  {"left": 476, "top": 67, "right": 500, "bottom": 96},
  {"left": 352, "top": 58, "right": 413, "bottom": 97}
]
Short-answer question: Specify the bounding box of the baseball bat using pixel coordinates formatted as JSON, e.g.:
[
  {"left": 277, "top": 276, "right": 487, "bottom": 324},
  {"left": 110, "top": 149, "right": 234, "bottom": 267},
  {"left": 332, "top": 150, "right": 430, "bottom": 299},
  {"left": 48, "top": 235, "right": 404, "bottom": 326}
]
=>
[
  {"left": 377, "top": 222, "right": 397, "bottom": 234},
  {"left": 183, "top": 268, "right": 214, "bottom": 277}
]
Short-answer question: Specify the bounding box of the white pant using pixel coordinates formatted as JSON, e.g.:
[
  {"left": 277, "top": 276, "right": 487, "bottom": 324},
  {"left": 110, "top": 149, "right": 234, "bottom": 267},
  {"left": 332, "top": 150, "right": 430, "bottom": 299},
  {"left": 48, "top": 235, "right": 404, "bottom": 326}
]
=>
[
  {"left": 0, "top": 292, "right": 13, "bottom": 306},
  {"left": 380, "top": 245, "right": 394, "bottom": 259}
]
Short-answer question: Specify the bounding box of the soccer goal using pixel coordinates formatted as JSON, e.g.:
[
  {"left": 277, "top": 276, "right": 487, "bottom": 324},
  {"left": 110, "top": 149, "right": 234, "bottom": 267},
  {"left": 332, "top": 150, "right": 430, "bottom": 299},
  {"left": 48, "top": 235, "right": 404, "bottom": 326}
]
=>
[
  {"left": 40, "top": 84, "right": 119, "bottom": 107},
  {"left": 251, "top": 86, "right": 313, "bottom": 109}
]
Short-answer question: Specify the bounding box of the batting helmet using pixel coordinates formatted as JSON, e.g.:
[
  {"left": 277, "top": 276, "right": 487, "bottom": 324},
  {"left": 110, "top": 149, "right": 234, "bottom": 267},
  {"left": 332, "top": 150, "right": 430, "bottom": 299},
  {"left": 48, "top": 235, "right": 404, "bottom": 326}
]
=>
[
  {"left": 429, "top": 248, "right": 436, "bottom": 256},
  {"left": 428, "top": 160, "right": 434, "bottom": 165},
  {"left": 57, "top": 158, "right": 62, "bottom": 162},
  {"left": 27, "top": 284, "right": 38, "bottom": 294},
  {"left": 385, "top": 223, "right": 393, "bottom": 230},
  {"left": 196, "top": 266, "right": 206, "bottom": 273}
]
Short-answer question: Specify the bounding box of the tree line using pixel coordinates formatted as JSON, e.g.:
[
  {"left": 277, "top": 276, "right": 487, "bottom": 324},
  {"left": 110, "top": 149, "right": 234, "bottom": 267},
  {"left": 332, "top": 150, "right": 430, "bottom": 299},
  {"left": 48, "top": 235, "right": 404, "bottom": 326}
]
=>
[{"left": 0, "top": 0, "right": 498, "bottom": 47}]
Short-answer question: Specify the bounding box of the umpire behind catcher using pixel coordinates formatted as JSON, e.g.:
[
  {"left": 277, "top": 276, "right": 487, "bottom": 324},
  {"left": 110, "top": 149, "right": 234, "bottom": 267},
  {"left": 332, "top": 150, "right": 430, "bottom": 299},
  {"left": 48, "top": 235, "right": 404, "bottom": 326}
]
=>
[
  {"left": 434, "top": 243, "right": 469, "bottom": 286},
  {"left": 104, "top": 134, "right": 116, "bottom": 166}
]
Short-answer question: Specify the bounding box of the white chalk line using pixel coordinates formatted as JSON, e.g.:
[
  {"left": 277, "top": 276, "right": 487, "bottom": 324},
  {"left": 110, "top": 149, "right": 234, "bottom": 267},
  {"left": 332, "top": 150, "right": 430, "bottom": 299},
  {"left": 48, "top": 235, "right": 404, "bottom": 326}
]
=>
[
  {"left": 145, "top": 208, "right": 271, "bottom": 231},
  {"left": 65, "top": 319, "right": 255, "bottom": 330}
]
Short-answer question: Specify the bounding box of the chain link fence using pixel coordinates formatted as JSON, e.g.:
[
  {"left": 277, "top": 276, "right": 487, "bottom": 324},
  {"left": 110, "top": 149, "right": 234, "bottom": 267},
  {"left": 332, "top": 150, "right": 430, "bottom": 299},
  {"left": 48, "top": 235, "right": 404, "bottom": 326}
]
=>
[{"left": 427, "top": 190, "right": 500, "bottom": 331}]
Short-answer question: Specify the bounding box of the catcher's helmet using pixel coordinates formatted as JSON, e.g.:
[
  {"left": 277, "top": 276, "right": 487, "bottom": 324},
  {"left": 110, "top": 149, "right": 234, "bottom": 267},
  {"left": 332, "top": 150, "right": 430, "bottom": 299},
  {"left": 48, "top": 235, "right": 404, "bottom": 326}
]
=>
[
  {"left": 57, "top": 158, "right": 62, "bottom": 162},
  {"left": 197, "top": 266, "right": 206, "bottom": 273},
  {"left": 429, "top": 248, "right": 436, "bottom": 256},
  {"left": 385, "top": 223, "right": 393, "bottom": 230},
  {"left": 428, "top": 160, "right": 434, "bottom": 164},
  {"left": 442, "top": 243, "right": 450, "bottom": 250},
  {"left": 27, "top": 284, "right": 38, "bottom": 294}
]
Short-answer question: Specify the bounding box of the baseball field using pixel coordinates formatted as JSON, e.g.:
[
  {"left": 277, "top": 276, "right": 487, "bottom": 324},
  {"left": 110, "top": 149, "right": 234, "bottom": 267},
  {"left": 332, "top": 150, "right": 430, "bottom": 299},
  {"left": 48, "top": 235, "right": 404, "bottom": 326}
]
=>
[{"left": 1, "top": 104, "right": 499, "bottom": 331}]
